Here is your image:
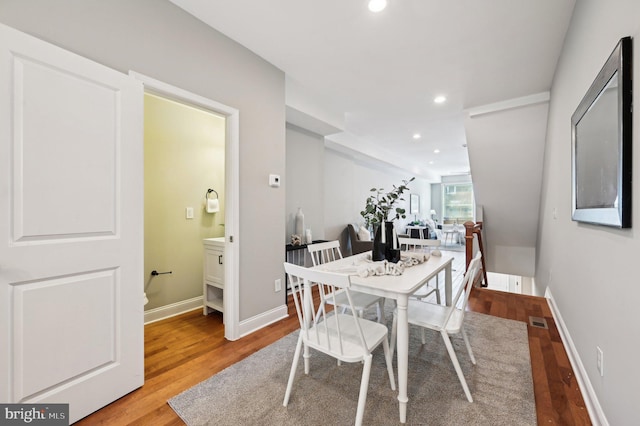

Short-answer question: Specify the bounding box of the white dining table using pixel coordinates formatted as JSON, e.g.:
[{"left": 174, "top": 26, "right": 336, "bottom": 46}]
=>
[{"left": 313, "top": 252, "right": 453, "bottom": 423}]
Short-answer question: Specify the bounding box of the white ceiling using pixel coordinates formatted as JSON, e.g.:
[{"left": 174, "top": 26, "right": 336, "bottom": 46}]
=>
[{"left": 169, "top": 0, "right": 575, "bottom": 181}]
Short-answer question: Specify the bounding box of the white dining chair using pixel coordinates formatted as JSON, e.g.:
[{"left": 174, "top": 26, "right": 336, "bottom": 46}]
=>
[
  {"left": 282, "top": 262, "right": 396, "bottom": 426},
  {"left": 441, "top": 224, "right": 458, "bottom": 246},
  {"left": 398, "top": 236, "right": 442, "bottom": 304},
  {"left": 390, "top": 252, "right": 483, "bottom": 402},
  {"left": 307, "top": 240, "right": 385, "bottom": 322},
  {"left": 398, "top": 236, "right": 441, "bottom": 253}
]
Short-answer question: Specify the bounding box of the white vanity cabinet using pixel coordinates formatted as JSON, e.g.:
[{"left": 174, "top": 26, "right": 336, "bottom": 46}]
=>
[{"left": 203, "top": 237, "right": 225, "bottom": 316}]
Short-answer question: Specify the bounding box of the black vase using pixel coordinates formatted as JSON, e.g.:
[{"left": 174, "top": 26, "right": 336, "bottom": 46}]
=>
[{"left": 372, "top": 221, "right": 401, "bottom": 263}]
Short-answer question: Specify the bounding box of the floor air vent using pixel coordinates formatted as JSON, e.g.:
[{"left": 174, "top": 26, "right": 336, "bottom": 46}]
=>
[{"left": 529, "top": 316, "right": 548, "bottom": 329}]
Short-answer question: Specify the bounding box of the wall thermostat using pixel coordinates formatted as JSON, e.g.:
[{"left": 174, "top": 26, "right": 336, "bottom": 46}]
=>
[{"left": 269, "top": 174, "right": 281, "bottom": 187}]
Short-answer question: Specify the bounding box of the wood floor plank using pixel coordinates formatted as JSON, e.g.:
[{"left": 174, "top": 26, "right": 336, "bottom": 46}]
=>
[{"left": 529, "top": 334, "right": 556, "bottom": 424}]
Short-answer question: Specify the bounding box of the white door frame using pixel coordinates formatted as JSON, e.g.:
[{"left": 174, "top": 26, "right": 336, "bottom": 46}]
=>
[{"left": 129, "top": 72, "right": 240, "bottom": 341}]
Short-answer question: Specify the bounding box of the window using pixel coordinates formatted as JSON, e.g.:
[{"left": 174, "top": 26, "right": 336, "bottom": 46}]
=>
[{"left": 442, "top": 183, "right": 474, "bottom": 223}]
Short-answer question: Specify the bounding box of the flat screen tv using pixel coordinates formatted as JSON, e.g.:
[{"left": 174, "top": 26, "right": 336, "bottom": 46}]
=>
[{"left": 571, "top": 36, "right": 632, "bottom": 228}]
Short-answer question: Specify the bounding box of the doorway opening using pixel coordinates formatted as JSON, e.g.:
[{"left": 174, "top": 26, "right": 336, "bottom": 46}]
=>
[
  {"left": 485, "top": 271, "right": 533, "bottom": 295},
  {"left": 132, "top": 72, "right": 240, "bottom": 340},
  {"left": 143, "top": 92, "right": 225, "bottom": 314}
]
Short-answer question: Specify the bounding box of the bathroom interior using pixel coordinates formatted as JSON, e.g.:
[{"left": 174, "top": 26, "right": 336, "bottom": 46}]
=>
[{"left": 143, "top": 92, "right": 226, "bottom": 316}]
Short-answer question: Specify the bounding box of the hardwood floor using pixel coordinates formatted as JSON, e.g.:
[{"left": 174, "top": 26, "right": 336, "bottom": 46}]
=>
[
  {"left": 468, "top": 288, "right": 591, "bottom": 425},
  {"left": 76, "top": 257, "right": 591, "bottom": 425}
]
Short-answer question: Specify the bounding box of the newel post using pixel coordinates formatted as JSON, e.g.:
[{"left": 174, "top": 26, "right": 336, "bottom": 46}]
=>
[
  {"left": 464, "top": 221, "right": 475, "bottom": 271},
  {"left": 463, "top": 220, "right": 488, "bottom": 287}
]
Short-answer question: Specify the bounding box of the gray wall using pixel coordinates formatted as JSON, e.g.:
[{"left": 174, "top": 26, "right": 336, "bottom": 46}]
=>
[
  {"left": 537, "top": 0, "right": 640, "bottom": 423},
  {"left": 0, "top": 0, "right": 286, "bottom": 321},
  {"left": 465, "top": 101, "right": 548, "bottom": 277},
  {"left": 286, "top": 125, "right": 431, "bottom": 255},
  {"left": 285, "top": 124, "right": 325, "bottom": 243}
]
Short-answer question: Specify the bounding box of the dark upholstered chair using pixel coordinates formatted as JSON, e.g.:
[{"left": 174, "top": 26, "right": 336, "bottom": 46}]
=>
[{"left": 347, "top": 224, "right": 373, "bottom": 255}]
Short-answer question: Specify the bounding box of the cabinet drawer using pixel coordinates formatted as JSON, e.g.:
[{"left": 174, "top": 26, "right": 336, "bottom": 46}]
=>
[{"left": 204, "top": 249, "right": 224, "bottom": 284}]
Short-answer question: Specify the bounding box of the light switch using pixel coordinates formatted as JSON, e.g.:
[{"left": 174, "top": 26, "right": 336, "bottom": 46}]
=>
[{"left": 186, "top": 207, "right": 194, "bottom": 219}]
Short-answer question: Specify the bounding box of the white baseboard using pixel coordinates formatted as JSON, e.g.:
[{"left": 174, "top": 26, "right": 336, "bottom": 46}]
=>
[
  {"left": 545, "top": 288, "right": 608, "bottom": 426},
  {"left": 144, "top": 297, "right": 288, "bottom": 340},
  {"left": 144, "top": 296, "right": 203, "bottom": 325},
  {"left": 237, "top": 304, "right": 289, "bottom": 339}
]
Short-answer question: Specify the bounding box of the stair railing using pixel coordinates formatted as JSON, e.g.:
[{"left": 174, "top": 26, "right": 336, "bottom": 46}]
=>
[{"left": 463, "top": 220, "right": 488, "bottom": 287}]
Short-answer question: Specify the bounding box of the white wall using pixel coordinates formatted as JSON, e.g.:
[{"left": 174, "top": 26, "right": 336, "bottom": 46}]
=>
[
  {"left": 0, "top": 0, "right": 286, "bottom": 322},
  {"left": 324, "top": 149, "right": 431, "bottom": 254},
  {"left": 285, "top": 125, "right": 431, "bottom": 255},
  {"left": 537, "top": 1, "right": 640, "bottom": 423},
  {"left": 285, "top": 124, "right": 431, "bottom": 254}
]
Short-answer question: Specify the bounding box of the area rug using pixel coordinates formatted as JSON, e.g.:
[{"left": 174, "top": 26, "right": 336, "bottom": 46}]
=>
[{"left": 168, "top": 311, "right": 535, "bottom": 425}]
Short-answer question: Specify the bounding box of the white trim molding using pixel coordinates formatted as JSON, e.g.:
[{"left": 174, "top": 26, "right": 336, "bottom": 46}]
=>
[
  {"left": 144, "top": 297, "right": 202, "bottom": 325},
  {"left": 129, "top": 71, "right": 241, "bottom": 341},
  {"left": 467, "top": 91, "right": 550, "bottom": 118},
  {"left": 237, "top": 304, "right": 289, "bottom": 340},
  {"left": 545, "top": 288, "right": 608, "bottom": 426}
]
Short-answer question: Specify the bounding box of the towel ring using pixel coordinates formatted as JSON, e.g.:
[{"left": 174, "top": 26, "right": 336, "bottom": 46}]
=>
[{"left": 206, "top": 189, "right": 219, "bottom": 200}]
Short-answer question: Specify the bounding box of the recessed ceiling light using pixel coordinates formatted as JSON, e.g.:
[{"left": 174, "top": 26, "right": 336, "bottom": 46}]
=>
[
  {"left": 434, "top": 149, "right": 440, "bottom": 154},
  {"left": 429, "top": 161, "right": 434, "bottom": 165},
  {"left": 412, "top": 133, "right": 421, "bottom": 140},
  {"left": 434, "top": 95, "right": 447, "bottom": 104},
  {"left": 368, "top": 0, "right": 387, "bottom": 12}
]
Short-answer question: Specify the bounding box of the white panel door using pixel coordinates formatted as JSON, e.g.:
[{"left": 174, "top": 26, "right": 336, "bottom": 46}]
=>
[{"left": 0, "top": 24, "right": 143, "bottom": 423}]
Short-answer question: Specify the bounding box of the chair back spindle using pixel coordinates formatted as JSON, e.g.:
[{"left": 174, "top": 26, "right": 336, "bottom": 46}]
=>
[
  {"left": 390, "top": 251, "right": 483, "bottom": 403},
  {"left": 308, "top": 240, "right": 343, "bottom": 266},
  {"left": 398, "top": 236, "right": 443, "bottom": 303},
  {"left": 282, "top": 262, "right": 396, "bottom": 426},
  {"left": 443, "top": 252, "right": 482, "bottom": 326},
  {"left": 284, "top": 262, "right": 369, "bottom": 359},
  {"left": 398, "top": 236, "right": 441, "bottom": 252},
  {"left": 307, "top": 240, "right": 386, "bottom": 323}
]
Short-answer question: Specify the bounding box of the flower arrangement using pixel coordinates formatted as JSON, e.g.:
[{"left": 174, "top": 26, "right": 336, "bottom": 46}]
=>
[{"left": 360, "top": 177, "right": 415, "bottom": 228}]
